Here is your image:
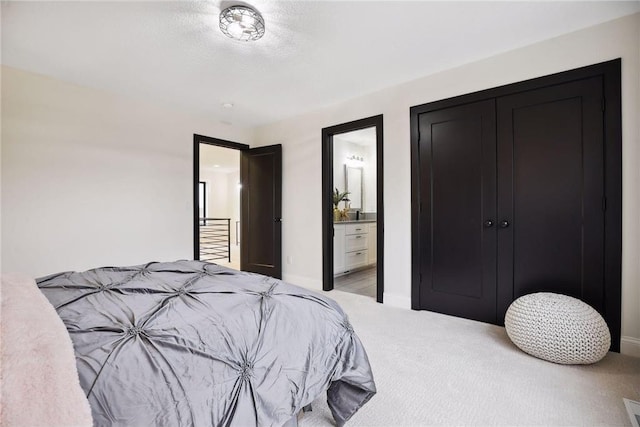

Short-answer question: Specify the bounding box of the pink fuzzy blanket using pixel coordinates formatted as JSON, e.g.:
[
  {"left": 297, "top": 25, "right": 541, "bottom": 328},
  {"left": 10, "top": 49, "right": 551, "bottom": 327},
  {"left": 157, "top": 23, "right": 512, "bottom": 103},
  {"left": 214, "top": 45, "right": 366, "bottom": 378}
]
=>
[{"left": 1, "top": 273, "right": 93, "bottom": 427}]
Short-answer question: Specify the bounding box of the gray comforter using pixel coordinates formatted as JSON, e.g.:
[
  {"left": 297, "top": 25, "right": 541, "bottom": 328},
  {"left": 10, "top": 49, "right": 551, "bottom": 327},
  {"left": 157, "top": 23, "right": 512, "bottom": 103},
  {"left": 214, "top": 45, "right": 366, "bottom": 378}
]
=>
[{"left": 37, "top": 260, "right": 375, "bottom": 427}]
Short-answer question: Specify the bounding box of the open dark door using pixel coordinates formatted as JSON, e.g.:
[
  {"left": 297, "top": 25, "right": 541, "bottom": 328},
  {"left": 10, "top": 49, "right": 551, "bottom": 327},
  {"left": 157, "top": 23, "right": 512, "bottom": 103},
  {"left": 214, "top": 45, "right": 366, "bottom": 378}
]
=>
[{"left": 240, "top": 144, "right": 282, "bottom": 278}]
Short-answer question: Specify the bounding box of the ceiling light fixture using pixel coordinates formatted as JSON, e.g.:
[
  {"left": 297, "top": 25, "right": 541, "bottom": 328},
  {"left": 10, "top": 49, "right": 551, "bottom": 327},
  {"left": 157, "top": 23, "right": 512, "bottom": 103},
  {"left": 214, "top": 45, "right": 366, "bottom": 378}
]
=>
[{"left": 219, "top": 5, "right": 265, "bottom": 42}]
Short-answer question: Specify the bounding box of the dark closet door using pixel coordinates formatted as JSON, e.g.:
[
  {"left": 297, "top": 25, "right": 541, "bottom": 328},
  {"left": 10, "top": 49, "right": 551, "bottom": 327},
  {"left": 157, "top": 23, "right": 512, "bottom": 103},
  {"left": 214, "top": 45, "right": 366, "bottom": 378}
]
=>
[
  {"left": 240, "top": 145, "right": 282, "bottom": 278},
  {"left": 496, "top": 77, "right": 605, "bottom": 320},
  {"left": 417, "top": 100, "right": 498, "bottom": 323}
]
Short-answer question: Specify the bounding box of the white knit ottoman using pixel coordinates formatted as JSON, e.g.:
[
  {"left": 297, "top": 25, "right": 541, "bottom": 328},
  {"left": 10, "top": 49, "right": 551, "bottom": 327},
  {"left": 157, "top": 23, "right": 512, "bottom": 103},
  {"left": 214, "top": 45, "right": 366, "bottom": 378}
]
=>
[{"left": 504, "top": 292, "right": 610, "bottom": 364}]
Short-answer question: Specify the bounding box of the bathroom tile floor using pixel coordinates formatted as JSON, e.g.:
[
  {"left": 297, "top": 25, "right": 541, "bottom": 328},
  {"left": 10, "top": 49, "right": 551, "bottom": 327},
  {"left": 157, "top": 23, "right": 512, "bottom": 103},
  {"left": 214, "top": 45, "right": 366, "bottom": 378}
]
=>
[{"left": 334, "top": 266, "right": 377, "bottom": 299}]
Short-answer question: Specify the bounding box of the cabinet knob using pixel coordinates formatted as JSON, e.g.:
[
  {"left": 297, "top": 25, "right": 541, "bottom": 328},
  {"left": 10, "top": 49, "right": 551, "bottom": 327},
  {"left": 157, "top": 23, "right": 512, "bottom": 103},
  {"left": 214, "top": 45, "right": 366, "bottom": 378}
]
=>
[
  {"left": 499, "top": 220, "right": 510, "bottom": 228},
  {"left": 484, "top": 220, "right": 494, "bottom": 228}
]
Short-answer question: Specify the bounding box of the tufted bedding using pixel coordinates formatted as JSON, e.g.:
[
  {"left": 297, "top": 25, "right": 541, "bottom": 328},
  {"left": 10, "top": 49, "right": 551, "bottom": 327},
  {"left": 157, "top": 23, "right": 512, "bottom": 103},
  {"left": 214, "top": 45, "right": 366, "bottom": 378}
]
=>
[{"left": 37, "top": 260, "right": 376, "bottom": 427}]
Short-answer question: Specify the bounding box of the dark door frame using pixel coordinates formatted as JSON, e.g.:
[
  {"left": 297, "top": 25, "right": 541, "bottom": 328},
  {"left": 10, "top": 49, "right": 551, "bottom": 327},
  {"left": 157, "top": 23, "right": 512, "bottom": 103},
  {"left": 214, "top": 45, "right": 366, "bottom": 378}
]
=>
[
  {"left": 322, "top": 115, "right": 384, "bottom": 303},
  {"left": 410, "top": 59, "right": 622, "bottom": 351},
  {"left": 193, "top": 134, "right": 249, "bottom": 260},
  {"left": 199, "top": 181, "right": 207, "bottom": 225}
]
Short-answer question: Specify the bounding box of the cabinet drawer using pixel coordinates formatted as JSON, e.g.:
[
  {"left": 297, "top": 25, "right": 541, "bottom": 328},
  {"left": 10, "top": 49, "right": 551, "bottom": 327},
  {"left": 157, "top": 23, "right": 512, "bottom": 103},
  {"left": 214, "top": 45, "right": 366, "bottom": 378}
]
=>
[
  {"left": 346, "top": 234, "right": 368, "bottom": 252},
  {"left": 345, "top": 250, "right": 368, "bottom": 270},
  {"left": 346, "top": 223, "right": 368, "bottom": 235}
]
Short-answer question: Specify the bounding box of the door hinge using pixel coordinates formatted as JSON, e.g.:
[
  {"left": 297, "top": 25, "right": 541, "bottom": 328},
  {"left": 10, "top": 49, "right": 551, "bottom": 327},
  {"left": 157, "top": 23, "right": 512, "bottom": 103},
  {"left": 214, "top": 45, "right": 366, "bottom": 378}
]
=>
[
  {"left": 601, "top": 98, "right": 606, "bottom": 112},
  {"left": 419, "top": 272, "right": 422, "bottom": 283},
  {"left": 602, "top": 197, "right": 607, "bottom": 212}
]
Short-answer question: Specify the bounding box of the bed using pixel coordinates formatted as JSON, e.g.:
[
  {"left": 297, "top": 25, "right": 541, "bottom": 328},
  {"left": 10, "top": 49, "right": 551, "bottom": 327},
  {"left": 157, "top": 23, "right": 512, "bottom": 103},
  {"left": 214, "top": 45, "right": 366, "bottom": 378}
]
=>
[{"left": 35, "top": 260, "right": 376, "bottom": 426}]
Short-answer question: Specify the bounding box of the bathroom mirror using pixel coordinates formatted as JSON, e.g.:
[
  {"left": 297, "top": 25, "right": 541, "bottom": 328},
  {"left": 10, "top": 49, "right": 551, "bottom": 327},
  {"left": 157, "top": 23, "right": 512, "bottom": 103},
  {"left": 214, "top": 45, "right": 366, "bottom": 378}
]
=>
[
  {"left": 345, "top": 166, "right": 363, "bottom": 210},
  {"left": 333, "top": 130, "right": 376, "bottom": 218}
]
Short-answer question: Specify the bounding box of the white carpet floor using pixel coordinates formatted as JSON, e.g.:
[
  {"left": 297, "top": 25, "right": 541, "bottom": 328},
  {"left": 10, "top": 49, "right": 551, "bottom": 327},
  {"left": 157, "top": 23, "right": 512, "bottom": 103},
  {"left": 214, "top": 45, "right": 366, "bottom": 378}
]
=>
[{"left": 299, "top": 290, "right": 640, "bottom": 426}]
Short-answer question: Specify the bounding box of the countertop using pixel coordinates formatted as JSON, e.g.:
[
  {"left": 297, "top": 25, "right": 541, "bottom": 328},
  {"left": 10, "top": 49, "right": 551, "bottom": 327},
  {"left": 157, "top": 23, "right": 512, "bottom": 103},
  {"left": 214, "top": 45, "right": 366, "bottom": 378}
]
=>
[{"left": 333, "top": 220, "right": 376, "bottom": 224}]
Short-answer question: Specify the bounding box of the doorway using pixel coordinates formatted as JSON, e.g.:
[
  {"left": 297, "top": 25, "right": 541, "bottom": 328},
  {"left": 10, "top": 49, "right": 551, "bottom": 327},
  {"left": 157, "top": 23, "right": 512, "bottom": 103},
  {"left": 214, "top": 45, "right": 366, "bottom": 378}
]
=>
[
  {"left": 322, "top": 115, "right": 384, "bottom": 303},
  {"left": 198, "top": 144, "right": 241, "bottom": 270},
  {"left": 193, "top": 134, "right": 283, "bottom": 279}
]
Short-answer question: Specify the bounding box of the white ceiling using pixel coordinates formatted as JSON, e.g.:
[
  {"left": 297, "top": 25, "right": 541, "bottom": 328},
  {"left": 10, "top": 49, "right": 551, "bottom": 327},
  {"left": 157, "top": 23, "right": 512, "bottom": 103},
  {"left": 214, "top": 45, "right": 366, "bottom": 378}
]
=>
[{"left": 2, "top": 1, "right": 639, "bottom": 128}]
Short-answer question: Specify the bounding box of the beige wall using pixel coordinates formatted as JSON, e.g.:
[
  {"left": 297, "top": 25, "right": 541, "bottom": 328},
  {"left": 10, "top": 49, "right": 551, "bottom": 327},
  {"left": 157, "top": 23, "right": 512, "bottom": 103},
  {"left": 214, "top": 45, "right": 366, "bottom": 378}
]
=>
[
  {"left": 199, "top": 168, "right": 241, "bottom": 228},
  {"left": 255, "top": 13, "right": 640, "bottom": 355},
  {"left": 201, "top": 169, "right": 230, "bottom": 219},
  {"left": 1, "top": 66, "right": 252, "bottom": 276}
]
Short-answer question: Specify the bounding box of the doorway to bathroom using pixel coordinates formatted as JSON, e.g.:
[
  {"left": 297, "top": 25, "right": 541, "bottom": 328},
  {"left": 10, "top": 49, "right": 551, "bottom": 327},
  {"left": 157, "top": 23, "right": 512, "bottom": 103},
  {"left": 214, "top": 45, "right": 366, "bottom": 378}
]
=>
[{"left": 322, "top": 115, "right": 384, "bottom": 302}]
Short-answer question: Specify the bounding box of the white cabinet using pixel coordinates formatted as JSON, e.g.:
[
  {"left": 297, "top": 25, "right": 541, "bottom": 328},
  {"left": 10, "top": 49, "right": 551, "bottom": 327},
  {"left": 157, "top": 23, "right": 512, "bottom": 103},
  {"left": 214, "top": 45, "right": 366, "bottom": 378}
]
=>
[
  {"left": 345, "top": 233, "right": 368, "bottom": 252},
  {"left": 334, "top": 224, "right": 346, "bottom": 274},
  {"left": 345, "top": 224, "right": 368, "bottom": 270},
  {"left": 368, "top": 223, "right": 377, "bottom": 265},
  {"left": 345, "top": 223, "right": 367, "bottom": 235},
  {"left": 345, "top": 250, "right": 367, "bottom": 270},
  {"left": 334, "top": 221, "right": 377, "bottom": 275}
]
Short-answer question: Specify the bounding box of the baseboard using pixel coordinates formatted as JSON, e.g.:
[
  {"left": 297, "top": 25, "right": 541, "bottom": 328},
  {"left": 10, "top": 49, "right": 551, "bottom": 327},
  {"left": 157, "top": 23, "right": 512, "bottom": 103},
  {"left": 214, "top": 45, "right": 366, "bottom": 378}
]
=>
[
  {"left": 620, "top": 336, "right": 640, "bottom": 358},
  {"left": 281, "top": 273, "right": 323, "bottom": 291},
  {"left": 383, "top": 292, "right": 411, "bottom": 310}
]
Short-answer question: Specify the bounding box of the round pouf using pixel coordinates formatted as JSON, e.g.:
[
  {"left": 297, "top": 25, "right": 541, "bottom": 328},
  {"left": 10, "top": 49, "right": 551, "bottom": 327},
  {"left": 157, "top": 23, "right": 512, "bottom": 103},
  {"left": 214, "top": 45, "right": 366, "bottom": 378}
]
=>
[{"left": 505, "top": 292, "right": 610, "bottom": 364}]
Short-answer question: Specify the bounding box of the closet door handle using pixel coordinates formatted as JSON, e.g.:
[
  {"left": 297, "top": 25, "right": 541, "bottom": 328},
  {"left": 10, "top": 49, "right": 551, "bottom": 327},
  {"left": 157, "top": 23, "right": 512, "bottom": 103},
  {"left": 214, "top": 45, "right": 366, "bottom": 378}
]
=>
[
  {"left": 499, "top": 220, "right": 510, "bottom": 228},
  {"left": 484, "top": 220, "right": 494, "bottom": 228}
]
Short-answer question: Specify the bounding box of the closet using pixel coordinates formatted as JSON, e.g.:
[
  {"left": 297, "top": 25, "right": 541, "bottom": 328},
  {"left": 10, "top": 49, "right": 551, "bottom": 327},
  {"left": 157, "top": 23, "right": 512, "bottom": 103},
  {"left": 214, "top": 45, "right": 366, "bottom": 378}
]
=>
[{"left": 410, "top": 59, "right": 621, "bottom": 350}]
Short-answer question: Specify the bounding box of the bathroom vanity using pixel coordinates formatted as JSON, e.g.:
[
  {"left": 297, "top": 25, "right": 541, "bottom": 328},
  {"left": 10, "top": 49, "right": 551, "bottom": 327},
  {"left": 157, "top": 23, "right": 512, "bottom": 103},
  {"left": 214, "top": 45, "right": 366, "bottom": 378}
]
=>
[{"left": 333, "top": 220, "right": 377, "bottom": 275}]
